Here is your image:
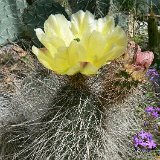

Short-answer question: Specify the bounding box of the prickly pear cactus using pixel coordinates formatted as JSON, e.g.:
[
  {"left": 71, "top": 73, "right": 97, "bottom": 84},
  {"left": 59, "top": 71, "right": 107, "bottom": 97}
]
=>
[
  {"left": 0, "top": 0, "right": 68, "bottom": 45},
  {"left": 68, "top": 0, "right": 110, "bottom": 18},
  {"left": 22, "top": 0, "right": 68, "bottom": 46},
  {"left": 0, "top": 0, "right": 27, "bottom": 45}
]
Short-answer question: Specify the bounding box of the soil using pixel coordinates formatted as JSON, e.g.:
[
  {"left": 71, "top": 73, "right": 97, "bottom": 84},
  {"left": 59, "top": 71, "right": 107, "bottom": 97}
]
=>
[{"left": 0, "top": 44, "right": 35, "bottom": 94}]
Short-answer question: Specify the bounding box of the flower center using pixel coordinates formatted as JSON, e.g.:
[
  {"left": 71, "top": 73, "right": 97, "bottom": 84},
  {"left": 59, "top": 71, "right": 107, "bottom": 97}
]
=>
[{"left": 80, "top": 62, "right": 88, "bottom": 68}]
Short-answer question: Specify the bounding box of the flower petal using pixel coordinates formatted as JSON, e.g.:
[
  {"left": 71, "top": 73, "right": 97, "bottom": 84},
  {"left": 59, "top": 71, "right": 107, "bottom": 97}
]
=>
[
  {"left": 71, "top": 10, "right": 96, "bottom": 39},
  {"left": 104, "top": 26, "right": 127, "bottom": 48},
  {"left": 44, "top": 14, "right": 74, "bottom": 46},
  {"left": 32, "top": 46, "right": 54, "bottom": 70},
  {"left": 67, "top": 40, "right": 87, "bottom": 65},
  {"left": 51, "top": 47, "right": 70, "bottom": 74},
  {"left": 80, "top": 31, "right": 106, "bottom": 61},
  {"left": 35, "top": 28, "right": 65, "bottom": 55},
  {"left": 81, "top": 27, "right": 127, "bottom": 68},
  {"left": 97, "top": 16, "right": 115, "bottom": 35},
  {"left": 34, "top": 28, "right": 45, "bottom": 42},
  {"left": 104, "top": 46, "right": 126, "bottom": 63},
  {"left": 94, "top": 26, "right": 127, "bottom": 66},
  {"left": 52, "top": 41, "right": 87, "bottom": 75},
  {"left": 80, "top": 63, "right": 98, "bottom": 75},
  {"left": 66, "top": 64, "right": 81, "bottom": 75}
]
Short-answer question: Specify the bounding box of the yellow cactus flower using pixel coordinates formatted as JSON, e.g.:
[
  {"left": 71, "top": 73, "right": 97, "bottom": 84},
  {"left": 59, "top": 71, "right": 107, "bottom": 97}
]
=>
[{"left": 32, "top": 10, "right": 127, "bottom": 75}]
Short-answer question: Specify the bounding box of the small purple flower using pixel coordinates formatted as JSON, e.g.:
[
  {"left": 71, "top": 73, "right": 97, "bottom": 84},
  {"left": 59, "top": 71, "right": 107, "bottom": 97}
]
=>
[
  {"left": 146, "top": 68, "right": 159, "bottom": 81},
  {"left": 138, "top": 130, "right": 150, "bottom": 139},
  {"left": 146, "top": 69, "right": 159, "bottom": 77},
  {"left": 155, "top": 107, "right": 160, "bottom": 112},
  {"left": 145, "top": 106, "right": 160, "bottom": 118},
  {"left": 133, "top": 136, "right": 140, "bottom": 148},
  {"left": 151, "top": 111, "right": 159, "bottom": 118},
  {"left": 146, "top": 140, "right": 157, "bottom": 149},
  {"left": 133, "top": 131, "right": 156, "bottom": 150},
  {"left": 145, "top": 106, "right": 154, "bottom": 112},
  {"left": 139, "top": 141, "right": 148, "bottom": 147}
]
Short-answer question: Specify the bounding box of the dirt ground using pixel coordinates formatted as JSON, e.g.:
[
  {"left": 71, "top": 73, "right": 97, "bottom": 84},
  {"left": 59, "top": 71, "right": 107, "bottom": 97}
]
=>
[{"left": 0, "top": 43, "right": 35, "bottom": 94}]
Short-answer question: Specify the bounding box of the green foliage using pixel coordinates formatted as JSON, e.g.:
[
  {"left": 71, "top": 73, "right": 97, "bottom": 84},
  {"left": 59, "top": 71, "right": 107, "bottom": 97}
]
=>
[{"left": 133, "top": 34, "right": 147, "bottom": 50}]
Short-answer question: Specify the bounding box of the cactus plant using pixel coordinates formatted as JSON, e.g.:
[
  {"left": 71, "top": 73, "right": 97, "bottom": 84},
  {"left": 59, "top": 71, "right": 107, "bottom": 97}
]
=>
[
  {"left": 0, "top": 10, "right": 156, "bottom": 160},
  {"left": 0, "top": 0, "right": 68, "bottom": 46},
  {"left": 68, "top": 0, "right": 110, "bottom": 18},
  {"left": 148, "top": 11, "right": 160, "bottom": 69},
  {"left": 0, "top": 1, "right": 157, "bottom": 160},
  {"left": 21, "top": 0, "right": 68, "bottom": 46},
  {"left": 0, "top": 56, "right": 155, "bottom": 160},
  {"left": 0, "top": 0, "right": 27, "bottom": 45},
  {"left": 148, "top": 12, "right": 158, "bottom": 52}
]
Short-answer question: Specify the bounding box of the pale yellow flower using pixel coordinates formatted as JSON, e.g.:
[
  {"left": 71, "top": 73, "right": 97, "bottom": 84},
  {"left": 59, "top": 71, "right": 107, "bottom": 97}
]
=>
[{"left": 32, "top": 10, "right": 127, "bottom": 75}]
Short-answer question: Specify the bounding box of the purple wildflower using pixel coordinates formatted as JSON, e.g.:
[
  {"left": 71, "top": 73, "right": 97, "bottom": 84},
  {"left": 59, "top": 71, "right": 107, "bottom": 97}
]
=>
[
  {"left": 146, "top": 69, "right": 159, "bottom": 77},
  {"left": 133, "top": 131, "right": 156, "bottom": 150},
  {"left": 145, "top": 106, "right": 154, "bottom": 112},
  {"left": 155, "top": 107, "right": 160, "bottom": 112},
  {"left": 146, "top": 68, "right": 159, "bottom": 82},
  {"left": 147, "top": 140, "right": 157, "bottom": 149},
  {"left": 151, "top": 111, "right": 159, "bottom": 118},
  {"left": 145, "top": 106, "right": 160, "bottom": 118},
  {"left": 133, "top": 136, "right": 140, "bottom": 148},
  {"left": 138, "top": 130, "right": 150, "bottom": 139}
]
